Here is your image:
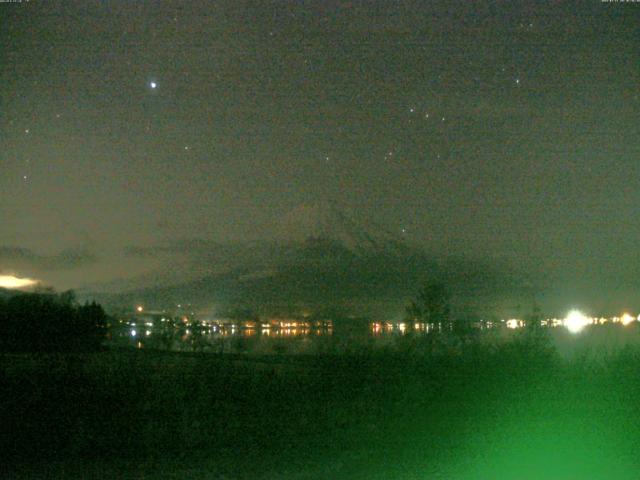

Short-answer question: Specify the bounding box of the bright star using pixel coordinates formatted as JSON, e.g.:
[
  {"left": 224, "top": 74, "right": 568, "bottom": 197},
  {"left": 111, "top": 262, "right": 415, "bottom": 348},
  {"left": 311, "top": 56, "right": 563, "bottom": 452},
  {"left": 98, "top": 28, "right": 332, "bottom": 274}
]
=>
[{"left": 150, "top": 81, "right": 157, "bottom": 89}]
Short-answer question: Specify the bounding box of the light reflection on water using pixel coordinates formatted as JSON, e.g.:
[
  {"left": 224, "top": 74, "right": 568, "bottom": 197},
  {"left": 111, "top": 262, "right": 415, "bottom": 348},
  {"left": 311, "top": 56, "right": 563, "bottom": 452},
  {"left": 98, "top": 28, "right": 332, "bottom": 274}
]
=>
[
  {"left": 109, "top": 319, "right": 640, "bottom": 355},
  {"left": 111, "top": 319, "right": 475, "bottom": 348},
  {"left": 110, "top": 317, "right": 471, "bottom": 356},
  {"left": 110, "top": 319, "right": 341, "bottom": 352},
  {"left": 109, "top": 320, "right": 428, "bottom": 352}
]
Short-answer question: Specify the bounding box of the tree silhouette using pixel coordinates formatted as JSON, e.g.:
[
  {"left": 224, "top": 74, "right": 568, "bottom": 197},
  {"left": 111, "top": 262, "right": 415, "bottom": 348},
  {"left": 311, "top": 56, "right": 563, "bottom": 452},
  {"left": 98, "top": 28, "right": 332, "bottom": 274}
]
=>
[
  {"left": 0, "top": 290, "right": 107, "bottom": 352},
  {"left": 406, "top": 282, "right": 451, "bottom": 330}
]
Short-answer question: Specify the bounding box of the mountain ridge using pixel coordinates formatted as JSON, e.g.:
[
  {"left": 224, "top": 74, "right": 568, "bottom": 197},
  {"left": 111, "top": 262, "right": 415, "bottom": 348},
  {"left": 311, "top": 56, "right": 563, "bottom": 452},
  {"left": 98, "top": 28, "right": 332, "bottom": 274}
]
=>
[{"left": 82, "top": 205, "right": 531, "bottom": 318}]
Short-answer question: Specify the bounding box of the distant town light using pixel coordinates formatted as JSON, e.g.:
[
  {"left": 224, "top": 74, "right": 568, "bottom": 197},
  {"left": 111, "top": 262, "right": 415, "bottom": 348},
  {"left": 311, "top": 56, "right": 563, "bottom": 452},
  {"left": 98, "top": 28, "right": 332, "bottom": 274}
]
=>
[
  {"left": 620, "top": 313, "right": 635, "bottom": 326},
  {"left": 564, "top": 310, "right": 588, "bottom": 334},
  {"left": 506, "top": 319, "right": 521, "bottom": 329},
  {"left": 136, "top": 306, "right": 143, "bottom": 312}
]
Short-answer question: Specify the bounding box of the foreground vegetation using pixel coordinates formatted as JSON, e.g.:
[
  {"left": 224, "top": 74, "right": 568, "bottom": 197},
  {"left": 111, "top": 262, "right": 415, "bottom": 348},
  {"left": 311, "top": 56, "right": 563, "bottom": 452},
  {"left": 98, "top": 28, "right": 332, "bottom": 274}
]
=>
[
  {"left": 2, "top": 328, "right": 640, "bottom": 479},
  {"left": 0, "top": 290, "right": 107, "bottom": 353}
]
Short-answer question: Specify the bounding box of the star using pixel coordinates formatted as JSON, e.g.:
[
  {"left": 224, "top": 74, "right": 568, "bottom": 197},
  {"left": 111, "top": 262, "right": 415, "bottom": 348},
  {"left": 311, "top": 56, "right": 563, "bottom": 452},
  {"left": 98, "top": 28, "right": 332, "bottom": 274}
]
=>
[{"left": 149, "top": 81, "right": 157, "bottom": 89}]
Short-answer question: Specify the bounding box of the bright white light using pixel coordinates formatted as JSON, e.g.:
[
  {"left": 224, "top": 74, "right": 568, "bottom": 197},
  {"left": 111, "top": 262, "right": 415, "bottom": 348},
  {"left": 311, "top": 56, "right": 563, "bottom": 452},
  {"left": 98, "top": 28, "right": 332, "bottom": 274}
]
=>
[
  {"left": 0, "top": 275, "right": 38, "bottom": 289},
  {"left": 564, "top": 310, "right": 588, "bottom": 334},
  {"left": 136, "top": 305, "right": 143, "bottom": 312},
  {"left": 620, "top": 313, "right": 635, "bottom": 326},
  {"left": 506, "top": 319, "right": 520, "bottom": 329},
  {"left": 130, "top": 329, "right": 137, "bottom": 337},
  {"left": 150, "top": 81, "right": 157, "bottom": 89}
]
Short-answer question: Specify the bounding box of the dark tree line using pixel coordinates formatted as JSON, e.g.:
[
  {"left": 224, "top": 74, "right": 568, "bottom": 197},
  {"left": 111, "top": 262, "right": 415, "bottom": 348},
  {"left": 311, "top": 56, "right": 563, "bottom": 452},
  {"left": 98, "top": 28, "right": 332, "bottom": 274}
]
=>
[
  {"left": 0, "top": 290, "right": 107, "bottom": 352},
  {"left": 406, "top": 282, "right": 451, "bottom": 326}
]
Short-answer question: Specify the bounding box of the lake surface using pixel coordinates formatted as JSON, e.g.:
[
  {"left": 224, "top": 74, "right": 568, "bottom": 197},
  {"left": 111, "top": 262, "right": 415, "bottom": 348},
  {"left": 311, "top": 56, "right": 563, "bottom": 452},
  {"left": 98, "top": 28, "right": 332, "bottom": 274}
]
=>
[{"left": 107, "top": 318, "right": 640, "bottom": 357}]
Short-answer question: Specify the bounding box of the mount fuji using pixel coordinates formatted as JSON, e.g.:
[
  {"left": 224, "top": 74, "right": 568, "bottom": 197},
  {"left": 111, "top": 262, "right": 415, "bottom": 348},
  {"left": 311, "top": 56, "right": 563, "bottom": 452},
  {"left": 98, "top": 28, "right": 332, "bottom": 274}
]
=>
[{"left": 88, "top": 203, "right": 528, "bottom": 318}]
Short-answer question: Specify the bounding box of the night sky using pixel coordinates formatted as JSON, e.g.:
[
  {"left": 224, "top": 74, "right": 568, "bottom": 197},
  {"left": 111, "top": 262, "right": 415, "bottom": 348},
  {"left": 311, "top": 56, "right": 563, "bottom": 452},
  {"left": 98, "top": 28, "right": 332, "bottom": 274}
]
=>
[{"left": 1, "top": 2, "right": 639, "bottom": 311}]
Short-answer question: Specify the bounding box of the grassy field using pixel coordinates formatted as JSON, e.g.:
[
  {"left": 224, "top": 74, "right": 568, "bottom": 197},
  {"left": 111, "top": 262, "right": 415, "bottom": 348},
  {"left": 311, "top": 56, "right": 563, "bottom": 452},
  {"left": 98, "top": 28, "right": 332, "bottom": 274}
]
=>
[{"left": 2, "top": 327, "right": 640, "bottom": 479}]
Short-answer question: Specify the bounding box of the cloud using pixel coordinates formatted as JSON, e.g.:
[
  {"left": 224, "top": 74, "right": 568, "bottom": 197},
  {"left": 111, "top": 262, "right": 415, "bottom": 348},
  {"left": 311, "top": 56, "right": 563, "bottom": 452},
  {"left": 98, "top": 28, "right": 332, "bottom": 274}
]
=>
[
  {"left": 121, "top": 239, "right": 273, "bottom": 281},
  {"left": 123, "top": 239, "right": 220, "bottom": 259},
  {"left": 122, "top": 245, "right": 166, "bottom": 259},
  {"left": 0, "top": 246, "right": 97, "bottom": 271}
]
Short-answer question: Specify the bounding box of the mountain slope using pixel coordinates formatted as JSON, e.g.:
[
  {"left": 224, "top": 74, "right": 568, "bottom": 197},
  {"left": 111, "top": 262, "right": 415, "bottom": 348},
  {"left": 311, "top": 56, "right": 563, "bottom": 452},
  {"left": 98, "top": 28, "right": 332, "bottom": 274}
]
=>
[{"left": 87, "top": 205, "right": 530, "bottom": 318}]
